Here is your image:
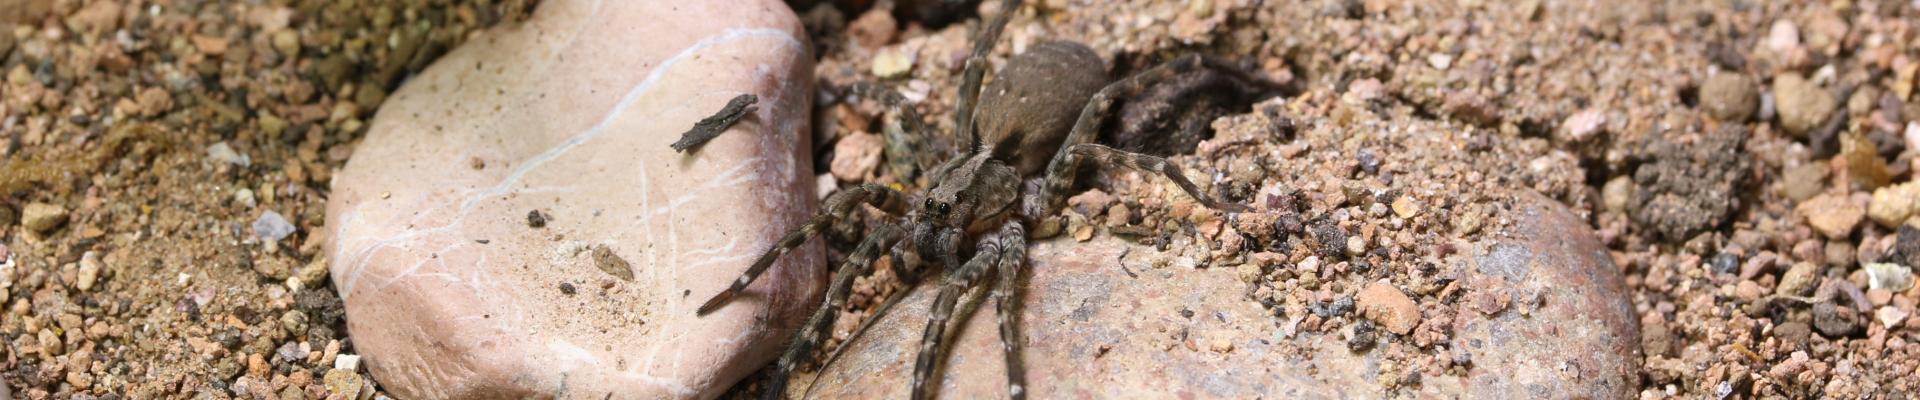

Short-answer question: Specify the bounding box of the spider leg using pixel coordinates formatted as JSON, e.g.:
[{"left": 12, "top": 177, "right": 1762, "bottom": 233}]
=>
[
  {"left": 1028, "top": 55, "right": 1279, "bottom": 222},
  {"left": 800, "top": 280, "right": 914, "bottom": 399},
  {"left": 848, "top": 82, "right": 938, "bottom": 180},
  {"left": 802, "top": 240, "right": 936, "bottom": 399},
  {"left": 761, "top": 223, "right": 907, "bottom": 400},
  {"left": 1068, "top": 143, "right": 1248, "bottom": 213},
  {"left": 912, "top": 239, "right": 1005, "bottom": 400},
  {"left": 952, "top": 0, "right": 1024, "bottom": 153},
  {"left": 989, "top": 221, "right": 1030, "bottom": 400},
  {"left": 847, "top": 82, "right": 929, "bottom": 136},
  {"left": 698, "top": 183, "right": 910, "bottom": 315}
]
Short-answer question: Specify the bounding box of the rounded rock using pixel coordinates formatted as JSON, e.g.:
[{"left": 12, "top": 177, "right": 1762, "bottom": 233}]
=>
[
  {"left": 808, "top": 193, "right": 1640, "bottom": 398},
  {"left": 322, "top": 1, "right": 816, "bottom": 398}
]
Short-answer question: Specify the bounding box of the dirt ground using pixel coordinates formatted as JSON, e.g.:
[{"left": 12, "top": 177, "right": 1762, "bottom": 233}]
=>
[{"left": 2, "top": 0, "right": 1918, "bottom": 399}]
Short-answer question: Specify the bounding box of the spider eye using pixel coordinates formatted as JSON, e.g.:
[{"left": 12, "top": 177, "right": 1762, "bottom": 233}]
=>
[
  {"left": 938, "top": 202, "right": 951, "bottom": 215},
  {"left": 924, "top": 198, "right": 934, "bottom": 209}
]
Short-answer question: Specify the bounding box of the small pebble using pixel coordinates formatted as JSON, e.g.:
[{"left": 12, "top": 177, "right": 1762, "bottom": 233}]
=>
[
  {"left": 206, "top": 142, "right": 253, "bottom": 167},
  {"left": 1780, "top": 163, "right": 1828, "bottom": 202},
  {"left": 1867, "top": 182, "right": 1920, "bottom": 228},
  {"left": 277, "top": 342, "right": 306, "bottom": 363},
  {"left": 1866, "top": 288, "right": 1893, "bottom": 306},
  {"left": 872, "top": 46, "right": 915, "bottom": 79},
  {"left": 323, "top": 369, "right": 364, "bottom": 399},
  {"left": 1772, "top": 73, "right": 1835, "bottom": 137},
  {"left": 830, "top": 131, "right": 885, "bottom": 182},
  {"left": 1426, "top": 53, "right": 1453, "bottom": 70},
  {"left": 77, "top": 251, "right": 103, "bottom": 292},
  {"left": 335, "top": 354, "right": 363, "bottom": 371},
  {"left": 253, "top": 211, "right": 297, "bottom": 242},
  {"left": 1776, "top": 262, "right": 1820, "bottom": 297},
  {"left": 1346, "top": 320, "right": 1377, "bottom": 352},
  {"left": 1356, "top": 148, "right": 1381, "bottom": 174},
  {"left": 296, "top": 257, "right": 330, "bottom": 288},
  {"left": 1797, "top": 193, "right": 1862, "bottom": 238},
  {"left": 1823, "top": 241, "right": 1854, "bottom": 267},
  {"left": 845, "top": 8, "right": 897, "bottom": 50},
  {"left": 235, "top": 188, "right": 258, "bottom": 209},
  {"left": 1773, "top": 321, "right": 1812, "bottom": 348},
  {"left": 259, "top": 113, "right": 288, "bottom": 137},
  {"left": 1864, "top": 263, "right": 1913, "bottom": 291},
  {"left": 1209, "top": 337, "right": 1234, "bottom": 353},
  {"left": 1602, "top": 176, "right": 1635, "bottom": 213},
  {"left": 1812, "top": 301, "right": 1859, "bottom": 337},
  {"left": 527, "top": 210, "right": 549, "bottom": 228},
  {"left": 1765, "top": 19, "right": 1801, "bottom": 53},
  {"left": 1878, "top": 306, "right": 1910, "bottom": 329},
  {"left": 21, "top": 202, "right": 69, "bottom": 233},
  {"left": 1391, "top": 196, "right": 1421, "bottom": 219},
  {"left": 1559, "top": 109, "right": 1607, "bottom": 142},
  {"left": 281, "top": 310, "right": 308, "bottom": 337},
  {"left": 1356, "top": 282, "right": 1419, "bottom": 335},
  {"left": 1734, "top": 280, "right": 1764, "bottom": 302},
  {"left": 591, "top": 245, "right": 635, "bottom": 281},
  {"left": 1701, "top": 73, "right": 1759, "bottom": 122},
  {"left": 1906, "top": 122, "right": 1920, "bottom": 156},
  {"left": 1708, "top": 252, "right": 1739, "bottom": 275}
]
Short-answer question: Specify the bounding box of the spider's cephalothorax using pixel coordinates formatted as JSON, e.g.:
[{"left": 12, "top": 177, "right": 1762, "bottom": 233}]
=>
[{"left": 696, "top": 1, "right": 1279, "bottom": 398}]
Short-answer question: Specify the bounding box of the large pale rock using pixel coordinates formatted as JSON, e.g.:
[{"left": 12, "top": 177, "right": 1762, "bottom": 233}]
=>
[
  {"left": 808, "top": 193, "right": 1640, "bottom": 398},
  {"left": 323, "top": 1, "right": 815, "bottom": 398}
]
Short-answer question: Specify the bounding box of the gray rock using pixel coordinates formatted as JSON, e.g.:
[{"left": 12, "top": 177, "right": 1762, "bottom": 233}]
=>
[
  {"left": 1813, "top": 301, "right": 1859, "bottom": 337},
  {"left": 252, "top": 211, "right": 296, "bottom": 242}
]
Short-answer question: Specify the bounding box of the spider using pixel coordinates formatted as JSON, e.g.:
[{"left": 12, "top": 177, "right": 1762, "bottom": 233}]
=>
[{"left": 697, "top": 1, "right": 1280, "bottom": 398}]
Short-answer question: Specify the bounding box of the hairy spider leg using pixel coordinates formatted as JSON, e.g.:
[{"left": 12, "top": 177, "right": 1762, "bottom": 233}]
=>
[
  {"left": 1028, "top": 55, "right": 1281, "bottom": 223},
  {"left": 987, "top": 221, "right": 1030, "bottom": 400},
  {"left": 1070, "top": 143, "right": 1250, "bottom": 213},
  {"left": 698, "top": 183, "right": 909, "bottom": 315},
  {"left": 846, "top": 82, "right": 943, "bottom": 177},
  {"left": 799, "top": 233, "right": 944, "bottom": 398},
  {"left": 911, "top": 238, "right": 1004, "bottom": 400},
  {"left": 951, "top": 0, "right": 1023, "bottom": 154},
  {"left": 760, "top": 224, "right": 908, "bottom": 400}
]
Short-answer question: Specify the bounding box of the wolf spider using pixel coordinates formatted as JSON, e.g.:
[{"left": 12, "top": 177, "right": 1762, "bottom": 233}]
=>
[{"left": 697, "top": 0, "right": 1280, "bottom": 398}]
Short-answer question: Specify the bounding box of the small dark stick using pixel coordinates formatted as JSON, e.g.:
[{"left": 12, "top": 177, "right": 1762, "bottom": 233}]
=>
[{"left": 671, "top": 94, "right": 758, "bottom": 153}]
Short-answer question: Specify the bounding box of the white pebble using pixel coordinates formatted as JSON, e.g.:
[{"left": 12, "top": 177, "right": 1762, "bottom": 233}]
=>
[
  {"left": 336, "top": 354, "right": 362, "bottom": 371},
  {"left": 253, "top": 210, "right": 297, "bottom": 242},
  {"left": 206, "top": 142, "right": 252, "bottom": 167}
]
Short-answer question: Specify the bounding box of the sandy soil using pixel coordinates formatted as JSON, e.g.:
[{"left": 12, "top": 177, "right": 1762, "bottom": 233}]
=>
[{"left": 2, "top": 0, "right": 1917, "bottom": 399}]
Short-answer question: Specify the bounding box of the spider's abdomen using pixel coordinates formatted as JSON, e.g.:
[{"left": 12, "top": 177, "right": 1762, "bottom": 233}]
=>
[{"left": 975, "top": 40, "right": 1108, "bottom": 177}]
